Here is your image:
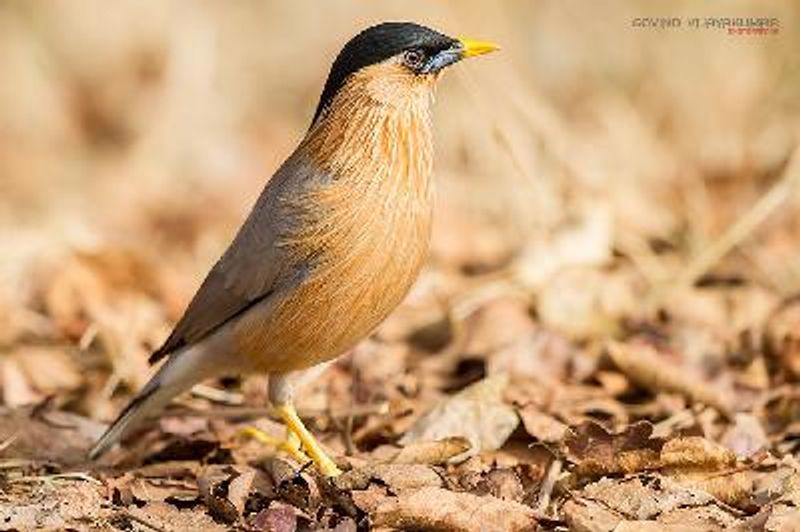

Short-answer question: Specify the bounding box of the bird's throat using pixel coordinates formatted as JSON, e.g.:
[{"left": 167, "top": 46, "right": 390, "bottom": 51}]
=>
[{"left": 301, "top": 63, "right": 435, "bottom": 190}]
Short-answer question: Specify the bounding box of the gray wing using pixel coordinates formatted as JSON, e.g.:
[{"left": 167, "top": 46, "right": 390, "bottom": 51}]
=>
[{"left": 149, "top": 155, "right": 314, "bottom": 363}]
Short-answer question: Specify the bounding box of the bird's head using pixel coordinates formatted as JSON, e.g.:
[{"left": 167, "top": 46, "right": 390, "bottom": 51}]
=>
[{"left": 311, "top": 22, "right": 499, "bottom": 126}]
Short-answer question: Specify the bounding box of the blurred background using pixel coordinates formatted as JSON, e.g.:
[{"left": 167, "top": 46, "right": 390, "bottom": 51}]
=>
[{"left": 1, "top": 0, "right": 799, "bottom": 420}]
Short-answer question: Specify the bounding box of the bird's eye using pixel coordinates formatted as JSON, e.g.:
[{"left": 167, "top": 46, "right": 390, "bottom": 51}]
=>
[{"left": 403, "top": 49, "right": 426, "bottom": 70}]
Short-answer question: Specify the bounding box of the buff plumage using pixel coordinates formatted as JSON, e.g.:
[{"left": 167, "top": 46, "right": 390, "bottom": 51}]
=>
[{"left": 89, "top": 22, "right": 498, "bottom": 476}]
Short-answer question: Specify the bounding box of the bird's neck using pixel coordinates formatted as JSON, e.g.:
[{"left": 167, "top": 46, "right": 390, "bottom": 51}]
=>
[{"left": 299, "top": 69, "right": 435, "bottom": 191}]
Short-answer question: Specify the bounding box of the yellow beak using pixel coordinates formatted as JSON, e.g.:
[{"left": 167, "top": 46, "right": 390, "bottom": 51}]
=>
[{"left": 458, "top": 37, "right": 501, "bottom": 58}]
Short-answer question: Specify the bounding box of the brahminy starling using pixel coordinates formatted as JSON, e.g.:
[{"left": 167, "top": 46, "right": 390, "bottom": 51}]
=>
[{"left": 89, "top": 22, "right": 499, "bottom": 476}]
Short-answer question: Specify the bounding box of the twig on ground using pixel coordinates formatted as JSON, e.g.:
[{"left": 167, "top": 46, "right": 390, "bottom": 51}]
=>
[
  {"left": 11, "top": 472, "right": 103, "bottom": 485},
  {"left": 0, "top": 431, "right": 19, "bottom": 453},
  {"left": 536, "top": 459, "right": 562, "bottom": 517},
  {"left": 657, "top": 145, "right": 800, "bottom": 303}
]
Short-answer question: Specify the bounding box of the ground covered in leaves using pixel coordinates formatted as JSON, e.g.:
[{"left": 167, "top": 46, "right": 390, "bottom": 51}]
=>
[{"left": 3, "top": 2, "right": 800, "bottom": 531}]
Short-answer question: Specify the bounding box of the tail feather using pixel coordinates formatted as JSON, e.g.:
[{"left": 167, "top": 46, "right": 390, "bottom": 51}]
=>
[
  {"left": 88, "top": 343, "right": 218, "bottom": 459},
  {"left": 87, "top": 379, "right": 167, "bottom": 459}
]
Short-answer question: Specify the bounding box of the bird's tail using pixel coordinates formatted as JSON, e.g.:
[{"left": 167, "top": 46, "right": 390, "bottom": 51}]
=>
[{"left": 88, "top": 343, "right": 216, "bottom": 460}]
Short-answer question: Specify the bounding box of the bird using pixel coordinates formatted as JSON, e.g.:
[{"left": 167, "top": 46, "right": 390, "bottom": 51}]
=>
[{"left": 88, "top": 21, "right": 499, "bottom": 476}]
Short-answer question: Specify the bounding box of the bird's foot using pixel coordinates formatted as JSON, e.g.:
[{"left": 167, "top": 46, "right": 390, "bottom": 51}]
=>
[
  {"left": 240, "top": 426, "right": 311, "bottom": 467},
  {"left": 275, "top": 404, "right": 342, "bottom": 477}
]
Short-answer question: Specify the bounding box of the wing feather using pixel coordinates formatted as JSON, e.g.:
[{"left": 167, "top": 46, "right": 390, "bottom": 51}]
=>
[{"left": 149, "top": 155, "right": 318, "bottom": 363}]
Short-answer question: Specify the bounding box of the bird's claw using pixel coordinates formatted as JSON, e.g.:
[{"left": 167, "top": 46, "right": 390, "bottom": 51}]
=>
[
  {"left": 275, "top": 404, "right": 342, "bottom": 477},
  {"left": 240, "top": 417, "right": 341, "bottom": 477},
  {"left": 240, "top": 426, "right": 312, "bottom": 467}
]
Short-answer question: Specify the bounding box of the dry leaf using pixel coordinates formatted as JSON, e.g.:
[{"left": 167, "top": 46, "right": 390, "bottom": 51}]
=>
[
  {"left": 721, "top": 413, "right": 768, "bottom": 459},
  {"left": 127, "top": 501, "right": 228, "bottom": 532},
  {"left": 515, "top": 208, "right": 613, "bottom": 288},
  {"left": 399, "top": 374, "right": 519, "bottom": 460},
  {"left": 351, "top": 484, "right": 391, "bottom": 515},
  {"left": 196, "top": 464, "right": 273, "bottom": 524},
  {"left": 489, "top": 328, "right": 578, "bottom": 383},
  {"left": 1, "top": 357, "right": 42, "bottom": 407},
  {"left": 336, "top": 463, "right": 443, "bottom": 492},
  {"left": 562, "top": 499, "right": 624, "bottom": 532},
  {"left": 390, "top": 437, "right": 472, "bottom": 465},
  {"left": 518, "top": 406, "right": 568, "bottom": 443},
  {"left": 372, "top": 486, "right": 537, "bottom": 532},
  {"left": 0, "top": 407, "right": 104, "bottom": 464},
  {"left": 0, "top": 482, "right": 113, "bottom": 530},
  {"left": 129, "top": 477, "right": 198, "bottom": 504},
  {"left": 564, "top": 421, "right": 664, "bottom": 477},
  {"left": 670, "top": 470, "right": 756, "bottom": 510},
  {"left": 12, "top": 347, "right": 82, "bottom": 395},
  {"left": 249, "top": 501, "right": 299, "bottom": 532},
  {"left": 580, "top": 476, "right": 714, "bottom": 521},
  {"left": 2, "top": 4, "right": 800, "bottom": 529},
  {"left": 564, "top": 421, "right": 738, "bottom": 479},
  {"left": 660, "top": 436, "right": 736, "bottom": 471},
  {"left": 460, "top": 298, "right": 535, "bottom": 355},
  {"left": 765, "top": 299, "right": 800, "bottom": 379},
  {"left": 607, "top": 341, "right": 732, "bottom": 417}
]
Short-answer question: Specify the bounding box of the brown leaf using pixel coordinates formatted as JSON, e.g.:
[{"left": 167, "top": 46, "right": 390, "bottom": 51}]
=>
[
  {"left": 127, "top": 501, "right": 228, "bottom": 531},
  {"left": 39, "top": 253, "right": 107, "bottom": 339},
  {"left": 158, "top": 414, "right": 209, "bottom": 437},
  {"left": 336, "top": 463, "right": 443, "bottom": 492},
  {"left": 594, "top": 370, "right": 630, "bottom": 397},
  {"left": 763, "top": 502, "right": 800, "bottom": 531},
  {"left": 721, "top": 414, "right": 768, "bottom": 459},
  {"left": 489, "top": 328, "right": 579, "bottom": 383},
  {"left": 197, "top": 464, "right": 275, "bottom": 524},
  {"left": 765, "top": 298, "right": 800, "bottom": 379},
  {"left": 350, "top": 340, "right": 410, "bottom": 387},
  {"left": 107, "top": 462, "right": 202, "bottom": 506},
  {"left": 12, "top": 347, "right": 82, "bottom": 395},
  {"left": 670, "top": 470, "right": 756, "bottom": 510},
  {"left": 0, "top": 482, "right": 112, "bottom": 530},
  {"left": 516, "top": 208, "right": 613, "bottom": 290},
  {"left": 482, "top": 468, "right": 526, "bottom": 502},
  {"left": 573, "top": 473, "right": 750, "bottom": 529},
  {"left": 1, "top": 357, "right": 42, "bottom": 407},
  {"left": 38, "top": 250, "right": 167, "bottom": 339},
  {"left": 0, "top": 407, "right": 104, "bottom": 464},
  {"left": 389, "top": 437, "right": 472, "bottom": 465},
  {"left": 518, "top": 406, "right": 568, "bottom": 443},
  {"left": 460, "top": 298, "right": 535, "bottom": 356},
  {"left": 564, "top": 421, "right": 740, "bottom": 480},
  {"left": 400, "top": 374, "right": 519, "bottom": 461},
  {"left": 660, "top": 436, "right": 736, "bottom": 472},
  {"left": 607, "top": 341, "right": 732, "bottom": 417},
  {"left": 614, "top": 520, "right": 723, "bottom": 531},
  {"left": 197, "top": 465, "right": 241, "bottom": 524},
  {"left": 564, "top": 421, "right": 664, "bottom": 477},
  {"left": 537, "top": 268, "right": 633, "bottom": 338},
  {"left": 266, "top": 458, "right": 320, "bottom": 514},
  {"left": 580, "top": 476, "right": 714, "bottom": 521},
  {"left": 249, "top": 501, "right": 299, "bottom": 532},
  {"left": 562, "top": 499, "right": 623, "bottom": 532},
  {"left": 372, "top": 486, "right": 537, "bottom": 532},
  {"left": 129, "top": 477, "right": 198, "bottom": 504},
  {"left": 351, "top": 484, "right": 391, "bottom": 514},
  {"left": 227, "top": 468, "right": 257, "bottom": 515}
]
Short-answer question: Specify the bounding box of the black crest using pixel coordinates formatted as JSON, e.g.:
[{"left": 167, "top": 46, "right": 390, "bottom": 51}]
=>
[{"left": 312, "top": 22, "right": 457, "bottom": 123}]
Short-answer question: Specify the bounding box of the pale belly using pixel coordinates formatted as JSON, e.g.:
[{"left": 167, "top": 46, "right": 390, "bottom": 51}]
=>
[{"left": 232, "top": 203, "right": 432, "bottom": 373}]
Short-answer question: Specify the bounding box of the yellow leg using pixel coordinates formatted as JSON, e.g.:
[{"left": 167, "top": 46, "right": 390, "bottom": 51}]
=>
[
  {"left": 240, "top": 426, "right": 311, "bottom": 466},
  {"left": 286, "top": 427, "right": 301, "bottom": 451},
  {"left": 276, "top": 404, "right": 341, "bottom": 477}
]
